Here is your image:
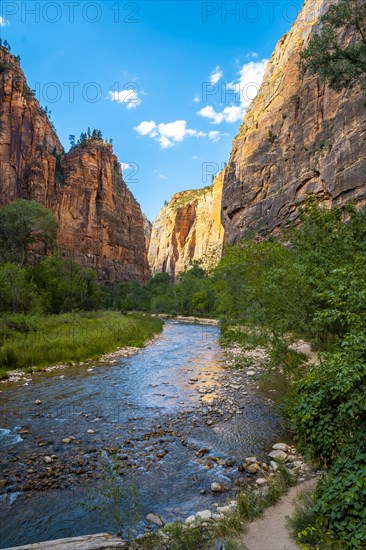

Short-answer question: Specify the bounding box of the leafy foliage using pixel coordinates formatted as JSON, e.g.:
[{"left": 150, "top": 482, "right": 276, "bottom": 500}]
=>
[
  {"left": 301, "top": 0, "right": 366, "bottom": 95},
  {"left": 0, "top": 200, "right": 57, "bottom": 266}
]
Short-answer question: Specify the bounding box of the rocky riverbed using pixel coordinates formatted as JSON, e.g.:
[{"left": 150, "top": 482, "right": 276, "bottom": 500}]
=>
[{"left": 0, "top": 321, "right": 306, "bottom": 548}]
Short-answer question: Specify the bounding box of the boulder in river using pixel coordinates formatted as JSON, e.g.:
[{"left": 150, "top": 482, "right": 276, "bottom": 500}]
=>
[
  {"left": 211, "top": 482, "right": 225, "bottom": 493},
  {"left": 268, "top": 449, "right": 287, "bottom": 461},
  {"left": 146, "top": 513, "right": 164, "bottom": 527},
  {"left": 272, "top": 443, "right": 288, "bottom": 452},
  {"left": 245, "top": 463, "right": 261, "bottom": 474},
  {"left": 196, "top": 510, "right": 212, "bottom": 521}
]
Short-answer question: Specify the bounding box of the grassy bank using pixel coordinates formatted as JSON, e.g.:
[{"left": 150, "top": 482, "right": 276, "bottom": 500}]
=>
[
  {"left": 0, "top": 311, "right": 163, "bottom": 377},
  {"left": 133, "top": 466, "right": 295, "bottom": 549}
]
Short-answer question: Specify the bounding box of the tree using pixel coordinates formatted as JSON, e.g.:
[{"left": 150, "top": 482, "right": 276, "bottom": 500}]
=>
[
  {"left": 191, "top": 290, "right": 209, "bottom": 314},
  {"left": 33, "top": 253, "right": 102, "bottom": 313},
  {"left": 0, "top": 263, "right": 38, "bottom": 313},
  {"left": 301, "top": 0, "right": 366, "bottom": 95},
  {"left": 0, "top": 200, "right": 57, "bottom": 267},
  {"left": 69, "top": 134, "right": 76, "bottom": 147}
]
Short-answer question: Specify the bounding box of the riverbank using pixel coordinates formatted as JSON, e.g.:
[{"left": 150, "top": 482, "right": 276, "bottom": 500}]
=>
[
  {"left": 0, "top": 312, "right": 163, "bottom": 379},
  {"left": 0, "top": 322, "right": 298, "bottom": 548}
]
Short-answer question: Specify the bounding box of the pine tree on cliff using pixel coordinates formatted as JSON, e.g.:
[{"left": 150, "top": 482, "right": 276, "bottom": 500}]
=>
[{"left": 301, "top": 0, "right": 366, "bottom": 96}]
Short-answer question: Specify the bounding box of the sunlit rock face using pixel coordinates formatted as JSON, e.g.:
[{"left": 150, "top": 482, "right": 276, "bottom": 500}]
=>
[
  {"left": 148, "top": 173, "right": 225, "bottom": 279},
  {"left": 0, "top": 47, "right": 149, "bottom": 283},
  {"left": 221, "top": 0, "right": 366, "bottom": 243}
]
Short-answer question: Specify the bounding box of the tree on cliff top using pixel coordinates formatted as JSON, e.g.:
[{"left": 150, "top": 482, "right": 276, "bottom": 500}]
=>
[
  {"left": 0, "top": 200, "right": 57, "bottom": 267},
  {"left": 301, "top": 0, "right": 366, "bottom": 95}
]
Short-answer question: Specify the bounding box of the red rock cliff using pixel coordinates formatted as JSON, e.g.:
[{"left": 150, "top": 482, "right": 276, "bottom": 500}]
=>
[
  {"left": 222, "top": 0, "right": 366, "bottom": 243},
  {"left": 0, "top": 47, "right": 149, "bottom": 282}
]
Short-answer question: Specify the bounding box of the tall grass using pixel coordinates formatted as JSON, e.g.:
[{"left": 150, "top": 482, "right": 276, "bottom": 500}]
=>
[{"left": 0, "top": 312, "right": 163, "bottom": 374}]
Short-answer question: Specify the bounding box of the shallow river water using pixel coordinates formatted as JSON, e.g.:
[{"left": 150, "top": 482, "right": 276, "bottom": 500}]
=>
[{"left": 0, "top": 321, "right": 286, "bottom": 548}]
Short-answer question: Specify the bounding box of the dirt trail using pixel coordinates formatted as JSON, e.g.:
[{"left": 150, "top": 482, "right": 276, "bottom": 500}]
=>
[{"left": 236, "top": 477, "right": 318, "bottom": 550}]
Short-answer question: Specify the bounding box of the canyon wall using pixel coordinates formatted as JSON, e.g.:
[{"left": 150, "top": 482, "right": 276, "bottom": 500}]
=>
[
  {"left": 0, "top": 47, "right": 149, "bottom": 282},
  {"left": 148, "top": 173, "right": 225, "bottom": 278},
  {"left": 222, "top": 0, "right": 366, "bottom": 242}
]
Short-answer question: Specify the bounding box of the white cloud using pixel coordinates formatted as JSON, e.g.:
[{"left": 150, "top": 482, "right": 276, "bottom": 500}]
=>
[
  {"left": 197, "top": 59, "right": 268, "bottom": 125},
  {"left": 135, "top": 119, "right": 226, "bottom": 148},
  {"left": 210, "top": 65, "right": 223, "bottom": 85},
  {"left": 108, "top": 88, "right": 141, "bottom": 109},
  {"left": 227, "top": 59, "right": 268, "bottom": 108},
  {"left": 197, "top": 105, "right": 244, "bottom": 125},
  {"left": 0, "top": 16, "right": 9, "bottom": 26},
  {"left": 158, "top": 173, "right": 168, "bottom": 180},
  {"left": 120, "top": 162, "right": 131, "bottom": 170},
  {"left": 134, "top": 120, "right": 157, "bottom": 136},
  {"left": 193, "top": 97, "right": 201, "bottom": 103},
  {"left": 208, "top": 131, "right": 222, "bottom": 143}
]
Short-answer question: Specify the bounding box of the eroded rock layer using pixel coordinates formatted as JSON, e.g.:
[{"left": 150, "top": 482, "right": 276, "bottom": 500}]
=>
[
  {"left": 222, "top": 0, "right": 366, "bottom": 243},
  {"left": 148, "top": 173, "right": 224, "bottom": 278},
  {"left": 0, "top": 47, "right": 149, "bottom": 282}
]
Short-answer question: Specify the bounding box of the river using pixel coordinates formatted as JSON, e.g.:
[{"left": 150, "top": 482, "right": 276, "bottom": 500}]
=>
[{"left": 0, "top": 321, "right": 286, "bottom": 548}]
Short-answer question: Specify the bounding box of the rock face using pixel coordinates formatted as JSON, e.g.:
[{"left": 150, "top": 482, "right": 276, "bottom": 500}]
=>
[
  {"left": 142, "top": 214, "right": 152, "bottom": 252},
  {"left": 0, "top": 47, "right": 149, "bottom": 283},
  {"left": 222, "top": 0, "right": 366, "bottom": 243},
  {"left": 148, "top": 173, "right": 225, "bottom": 278}
]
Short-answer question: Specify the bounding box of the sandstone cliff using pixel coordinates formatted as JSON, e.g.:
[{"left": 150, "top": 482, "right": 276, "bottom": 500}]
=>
[
  {"left": 148, "top": 173, "right": 224, "bottom": 278},
  {"left": 142, "top": 215, "right": 152, "bottom": 251},
  {"left": 222, "top": 0, "right": 366, "bottom": 243},
  {"left": 0, "top": 47, "right": 149, "bottom": 282}
]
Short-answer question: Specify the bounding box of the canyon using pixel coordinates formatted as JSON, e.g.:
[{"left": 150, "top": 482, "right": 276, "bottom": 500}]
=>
[
  {"left": 148, "top": 172, "right": 224, "bottom": 278},
  {"left": 0, "top": 47, "right": 149, "bottom": 283},
  {"left": 148, "top": 0, "right": 366, "bottom": 275}
]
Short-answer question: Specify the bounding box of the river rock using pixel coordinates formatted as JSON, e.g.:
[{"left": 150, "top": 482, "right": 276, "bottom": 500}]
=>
[
  {"left": 268, "top": 449, "right": 287, "bottom": 461},
  {"left": 211, "top": 482, "right": 225, "bottom": 493},
  {"left": 196, "top": 510, "right": 212, "bottom": 521},
  {"left": 185, "top": 515, "right": 196, "bottom": 526},
  {"left": 245, "top": 463, "right": 261, "bottom": 474},
  {"left": 272, "top": 443, "right": 289, "bottom": 452},
  {"left": 44, "top": 456, "right": 52, "bottom": 464},
  {"left": 146, "top": 513, "right": 164, "bottom": 527},
  {"left": 34, "top": 400, "right": 42, "bottom": 405},
  {"left": 255, "top": 477, "right": 268, "bottom": 486},
  {"left": 245, "top": 456, "right": 258, "bottom": 464},
  {"left": 269, "top": 460, "right": 279, "bottom": 472}
]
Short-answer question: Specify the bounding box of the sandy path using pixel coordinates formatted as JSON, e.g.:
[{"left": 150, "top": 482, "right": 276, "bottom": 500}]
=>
[{"left": 236, "top": 477, "right": 319, "bottom": 550}]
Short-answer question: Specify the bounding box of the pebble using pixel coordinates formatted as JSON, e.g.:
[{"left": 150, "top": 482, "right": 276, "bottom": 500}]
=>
[
  {"left": 272, "top": 443, "right": 288, "bottom": 452},
  {"left": 196, "top": 510, "right": 212, "bottom": 521},
  {"left": 245, "top": 456, "right": 258, "bottom": 464},
  {"left": 185, "top": 515, "right": 196, "bottom": 526},
  {"left": 146, "top": 513, "right": 164, "bottom": 527},
  {"left": 34, "top": 400, "right": 42, "bottom": 405},
  {"left": 268, "top": 449, "right": 287, "bottom": 461},
  {"left": 246, "top": 463, "right": 261, "bottom": 474},
  {"left": 43, "top": 456, "right": 52, "bottom": 464},
  {"left": 255, "top": 477, "right": 268, "bottom": 486},
  {"left": 87, "top": 429, "right": 96, "bottom": 434},
  {"left": 211, "top": 482, "right": 225, "bottom": 493}
]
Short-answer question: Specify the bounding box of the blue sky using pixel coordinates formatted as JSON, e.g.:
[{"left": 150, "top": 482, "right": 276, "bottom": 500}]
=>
[{"left": 0, "top": 1, "right": 303, "bottom": 221}]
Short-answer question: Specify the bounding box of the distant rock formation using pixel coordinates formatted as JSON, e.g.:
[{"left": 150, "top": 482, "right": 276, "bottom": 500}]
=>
[
  {"left": 142, "top": 215, "right": 153, "bottom": 252},
  {"left": 0, "top": 47, "right": 149, "bottom": 282},
  {"left": 148, "top": 173, "right": 225, "bottom": 279}
]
